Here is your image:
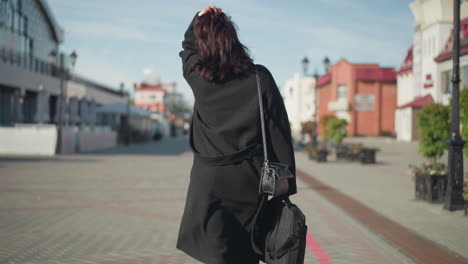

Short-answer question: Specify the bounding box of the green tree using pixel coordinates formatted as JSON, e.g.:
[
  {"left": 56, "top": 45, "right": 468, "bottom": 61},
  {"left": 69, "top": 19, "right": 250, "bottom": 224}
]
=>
[
  {"left": 318, "top": 115, "right": 335, "bottom": 141},
  {"left": 326, "top": 117, "right": 348, "bottom": 145},
  {"left": 460, "top": 88, "right": 468, "bottom": 155},
  {"left": 301, "top": 120, "right": 316, "bottom": 137},
  {"left": 416, "top": 103, "right": 450, "bottom": 164}
]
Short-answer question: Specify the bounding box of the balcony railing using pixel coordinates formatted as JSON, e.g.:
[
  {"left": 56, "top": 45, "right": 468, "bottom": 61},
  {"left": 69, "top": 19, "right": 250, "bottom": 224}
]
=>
[{"left": 0, "top": 46, "right": 59, "bottom": 77}]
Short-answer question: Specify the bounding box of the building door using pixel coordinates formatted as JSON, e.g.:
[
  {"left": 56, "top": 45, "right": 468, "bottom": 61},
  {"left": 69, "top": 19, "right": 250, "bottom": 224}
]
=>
[
  {"left": 412, "top": 108, "right": 420, "bottom": 141},
  {"left": 0, "top": 86, "right": 14, "bottom": 125},
  {"left": 49, "top": 95, "right": 57, "bottom": 124},
  {"left": 22, "top": 90, "right": 37, "bottom": 123}
]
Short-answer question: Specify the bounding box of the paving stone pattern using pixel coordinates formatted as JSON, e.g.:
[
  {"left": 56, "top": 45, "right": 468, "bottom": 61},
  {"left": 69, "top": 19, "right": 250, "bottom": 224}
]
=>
[
  {"left": 0, "top": 135, "right": 428, "bottom": 263},
  {"left": 296, "top": 137, "right": 468, "bottom": 261}
]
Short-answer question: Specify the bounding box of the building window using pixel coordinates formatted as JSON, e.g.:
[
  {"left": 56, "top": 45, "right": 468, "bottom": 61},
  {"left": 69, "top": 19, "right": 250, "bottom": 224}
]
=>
[
  {"left": 463, "top": 65, "right": 468, "bottom": 89},
  {"left": 337, "top": 84, "right": 347, "bottom": 99},
  {"left": 441, "top": 70, "right": 452, "bottom": 94}
]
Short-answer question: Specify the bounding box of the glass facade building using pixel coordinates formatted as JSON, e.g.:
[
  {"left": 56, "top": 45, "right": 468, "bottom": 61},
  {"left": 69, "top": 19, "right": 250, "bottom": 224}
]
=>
[{"left": 0, "top": 0, "right": 62, "bottom": 125}]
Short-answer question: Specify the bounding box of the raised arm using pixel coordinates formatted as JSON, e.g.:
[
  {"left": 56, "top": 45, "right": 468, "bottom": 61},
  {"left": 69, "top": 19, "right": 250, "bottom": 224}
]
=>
[
  {"left": 258, "top": 65, "right": 297, "bottom": 196},
  {"left": 179, "top": 12, "right": 200, "bottom": 79}
]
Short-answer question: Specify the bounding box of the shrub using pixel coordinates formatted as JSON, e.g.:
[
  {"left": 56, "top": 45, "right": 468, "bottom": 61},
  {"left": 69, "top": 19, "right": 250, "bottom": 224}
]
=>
[
  {"left": 460, "top": 88, "right": 468, "bottom": 155},
  {"left": 301, "top": 120, "right": 316, "bottom": 138},
  {"left": 416, "top": 103, "right": 450, "bottom": 164},
  {"left": 318, "top": 115, "right": 335, "bottom": 141},
  {"left": 326, "top": 117, "right": 348, "bottom": 145},
  {"left": 464, "top": 182, "right": 468, "bottom": 201}
]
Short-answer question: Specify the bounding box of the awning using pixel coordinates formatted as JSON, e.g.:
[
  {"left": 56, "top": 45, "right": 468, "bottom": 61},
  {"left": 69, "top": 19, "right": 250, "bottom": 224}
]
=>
[
  {"left": 397, "top": 94, "right": 434, "bottom": 109},
  {"left": 96, "top": 102, "right": 153, "bottom": 117}
]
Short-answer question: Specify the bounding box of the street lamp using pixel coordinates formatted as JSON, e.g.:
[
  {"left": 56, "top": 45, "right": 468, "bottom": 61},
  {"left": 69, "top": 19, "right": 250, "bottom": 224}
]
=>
[
  {"left": 312, "top": 69, "right": 320, "bottom": 147},
  {"left": 301, "top": 56, "right": 319, "bottom": 146},
  {"left": 70, "top": 50, "right": 77, "bottom": 68},
  {"left": 444, "top": 0, "right": 465, "bottom": 211},
  {"left": 53, "top": 50, "right": 78, "bottom": 154},
  {"left": 302, "top": 56, "right": 309, "bottom": 76},
  {"left": 323, "top": 56, "right": 330, "bottom": 73},
  {"left": 120, "top": 82, "right": 131, "bottom": 146}
]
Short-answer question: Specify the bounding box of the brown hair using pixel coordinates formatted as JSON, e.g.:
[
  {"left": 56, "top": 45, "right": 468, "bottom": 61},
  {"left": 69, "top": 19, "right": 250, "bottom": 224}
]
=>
[{"left": 193, "top": 11, "right": 253, "bottom": 82}]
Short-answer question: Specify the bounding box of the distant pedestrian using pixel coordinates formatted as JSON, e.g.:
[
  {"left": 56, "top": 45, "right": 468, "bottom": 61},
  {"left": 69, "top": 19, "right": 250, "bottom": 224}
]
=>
[{"left": 176, "top": 6, "right": 297, "bottom": 264}]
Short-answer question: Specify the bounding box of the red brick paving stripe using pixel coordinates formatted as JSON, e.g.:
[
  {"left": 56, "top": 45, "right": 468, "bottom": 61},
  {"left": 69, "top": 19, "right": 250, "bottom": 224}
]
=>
[
  {"left": 297, "top": 169, "right": 468, "bottom": 264},
  {"left": 306, "top": 231, "right": 334, "bottom": 264}
]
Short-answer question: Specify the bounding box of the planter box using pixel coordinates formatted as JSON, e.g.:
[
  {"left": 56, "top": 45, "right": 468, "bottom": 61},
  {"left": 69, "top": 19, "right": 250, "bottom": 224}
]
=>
[
  {"left": 360, "top": 148, "right": 377, "bottom": 164},
  {"left": 316, "top": 150, "right": 328, "bottom": 162},
  {"left": 415, "top": 174, "right": 447, "bottom": 203},
  {"left": 307, "top": 149, "right": 328, "bottom": 162},
  {"left": 335, "top": 145, "right": 349, "bottom": 160},
  {"left": 424, "top": 174, "right": 446, "bottom": 203},
  {"left": 415, "top": 174, "right": 426, "bottom": 200}
]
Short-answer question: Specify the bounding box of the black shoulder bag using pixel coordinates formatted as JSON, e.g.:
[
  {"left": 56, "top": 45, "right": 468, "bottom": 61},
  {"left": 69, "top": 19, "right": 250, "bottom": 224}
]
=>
[{"left": 249, "top": 66, "right": 307, "bottom": 264}]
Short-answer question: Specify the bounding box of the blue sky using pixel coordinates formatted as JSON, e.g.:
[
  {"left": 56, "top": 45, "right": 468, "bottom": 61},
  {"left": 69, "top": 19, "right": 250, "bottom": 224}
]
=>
[{"left": 48, "top": 0, "right": 414, "bottom": 105}]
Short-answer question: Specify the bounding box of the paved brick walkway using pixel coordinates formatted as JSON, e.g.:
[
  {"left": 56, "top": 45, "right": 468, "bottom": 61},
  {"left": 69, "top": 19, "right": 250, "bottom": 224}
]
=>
[
  {"left": 0, "top": 135, "right": 452, "bottom": 263},
  {"left": 296, "top": 137, "right": 468, "bottom": 261}
]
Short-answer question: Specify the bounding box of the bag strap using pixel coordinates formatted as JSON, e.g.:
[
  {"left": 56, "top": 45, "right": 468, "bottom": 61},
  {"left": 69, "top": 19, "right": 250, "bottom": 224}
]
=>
[
  {"left": 255, "top": 66, "right": 269, "bottom": 164},
  {"left": 249, "top": 193, "right": 268, "bottom": 255},
  {"left": 249, "top": 66, "right": 269, "bottom": 256}
]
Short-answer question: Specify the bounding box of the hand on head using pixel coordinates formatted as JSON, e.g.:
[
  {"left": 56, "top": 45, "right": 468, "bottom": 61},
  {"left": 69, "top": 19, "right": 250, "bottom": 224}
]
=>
[{"left": 199, "top": 5, "right": 222, "bottom": 16}]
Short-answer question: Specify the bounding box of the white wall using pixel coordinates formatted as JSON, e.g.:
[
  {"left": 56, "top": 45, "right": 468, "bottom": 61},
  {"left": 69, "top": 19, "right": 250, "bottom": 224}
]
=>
[
  {"left": 395, "top": 108, "right": 413, "bottom": 141},
  {"left": 420, "top": 23, "right": 452, "bottom": 101},
  {"left": 0, "top": 125, "right": 57, "bottom": 156},
  {"left": 135, "top": 90, "right": 165, "bottom": 104},
  {"left": 397, "top": 72, "right": 415, "bottom": 106},
  {"left": 79, "top": 130, "right": 117, "bottom": 152},
  {"left": 0, "top": 125, "right": 117, "bottom": 156},
  {"left": 282, "top": 73, "right": 316, "bottom": 141}
]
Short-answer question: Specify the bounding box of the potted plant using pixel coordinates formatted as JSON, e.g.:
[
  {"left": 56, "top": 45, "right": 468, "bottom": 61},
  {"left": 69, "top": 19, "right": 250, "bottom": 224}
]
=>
[
  {"left": 410, "top": 163, "right": 446, "bottom": 202},
  {"left": 301, "top": 120, "right": 316, "bottom": 143},
  {"left": 360, "top": 147, "right": 380, "bottom": 164},
  {"left": 413, "top": 103, "right": 450, "bottom": 203},
  {"left": 318, "top": 115, "right": 335, "bottom": 141},
  {"left": 303, "top": 142, "right": 329, "bottom": 162},
  {"left": 326, "top": 116, "right": 348, "bottom": 159},
  {"left": 335, "top": 143, "right": 349, "bottom": 160}
]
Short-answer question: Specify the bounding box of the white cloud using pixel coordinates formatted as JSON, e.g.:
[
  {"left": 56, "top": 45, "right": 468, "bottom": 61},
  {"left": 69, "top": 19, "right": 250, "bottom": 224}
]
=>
[{"left": 64, "top": 21, "right": 172, "bottom": 44}]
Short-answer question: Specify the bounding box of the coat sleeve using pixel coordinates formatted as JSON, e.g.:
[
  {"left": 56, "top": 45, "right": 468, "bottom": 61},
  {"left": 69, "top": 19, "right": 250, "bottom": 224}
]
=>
[
  {"left": 259, "top": 66, "right": 297, "bottom": 196},
  {"left": 179, "top": 12, "right": 201, "bottom": 80}
]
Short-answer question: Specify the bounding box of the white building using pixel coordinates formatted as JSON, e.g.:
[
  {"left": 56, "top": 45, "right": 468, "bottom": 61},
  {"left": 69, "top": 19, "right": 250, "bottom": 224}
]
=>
[
  {"left": 0, "top": 0, "right": 126, "bottom": 155},
  {"left": 395, "top": 0, "right": 468, "bottom": 141},
  {"left": 281, "top": 73, "right": 317, "bottom": 142}
]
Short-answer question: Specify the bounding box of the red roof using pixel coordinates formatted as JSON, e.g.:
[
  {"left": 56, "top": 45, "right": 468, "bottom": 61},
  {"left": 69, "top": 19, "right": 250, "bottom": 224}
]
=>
[
  {"left": 397, "top": 94, "right": 434, "bottom": 109},
  {"left": 398, "top": 46, "right": 413, "bottom": 74},
  {"left": 316, "top": 72, "right": 332, "bottom": 87},
  {"left": 356, "top": 68, "right": 396, "bottom": 82},
  {"left": 435, "top": 18, "right": 468, "bottom": 62}
]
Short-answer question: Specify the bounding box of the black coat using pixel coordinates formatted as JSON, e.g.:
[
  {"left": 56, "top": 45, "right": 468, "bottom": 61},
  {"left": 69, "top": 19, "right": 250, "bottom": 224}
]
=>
[{"left": 176, "top": 12, "right": 297, "bottom": 264}]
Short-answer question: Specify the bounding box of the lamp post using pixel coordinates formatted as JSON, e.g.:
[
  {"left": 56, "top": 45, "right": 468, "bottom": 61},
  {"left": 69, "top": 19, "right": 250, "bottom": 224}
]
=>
[
  {"left": 302, "top": 56, "right": 319, "bottom": 147},
  {"left": 313, "top": 69, "right": 320, "bottom": 147},
  {"left": 323, "top": 56, "right": 330, "bottom": 73},
  {"left": 445, "top": 0, "right": 465, "bottom": 211},
  {"left": 120, "top": 82, "right": 131, "bottom": 146},
  {"left": 55, "top": 50, "right": 78, "bottom": 154}
]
